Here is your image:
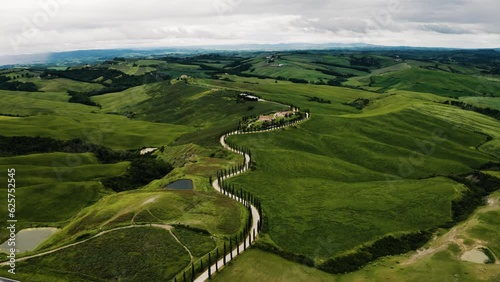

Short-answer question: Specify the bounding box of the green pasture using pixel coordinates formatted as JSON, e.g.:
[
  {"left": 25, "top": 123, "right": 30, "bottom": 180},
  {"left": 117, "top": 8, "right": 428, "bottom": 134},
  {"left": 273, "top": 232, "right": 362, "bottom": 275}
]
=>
[
  {"left": 39, "top": 190, "right": 248, "bottom": 250},
  {"left": 1, "top": 227, "right": 190, "bottom": 281}
]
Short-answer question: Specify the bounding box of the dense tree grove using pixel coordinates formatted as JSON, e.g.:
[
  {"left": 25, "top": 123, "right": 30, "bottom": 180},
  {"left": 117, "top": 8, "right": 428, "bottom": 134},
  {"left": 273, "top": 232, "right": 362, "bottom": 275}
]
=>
[
  {"left": 449, "top": 171, "right": 500, "bottom": 223},
  {"left": 42, "top": 68, "right": 170, "bottom": 95},
  {"left": 67, "top": 90, "right": 101, "bottom": 107},
  {"left": 102, "top": 157, "right": 173, "bottom": 192},
  {"left": 288, "top": 78, "right": 309, "bottom": 84},
  {"left": 349, "top": 56, "right": 383, "bottom": 68},
  {"left": 255, "top": 242, "right": 315, "bottom": 267},
  {"left": 0, "top": 135, "right": 134, "bottom": 163},
  {"left": 308, "top": 96, "right": 331, "bottom": 104},
  {"left": 0, "top": 75, "right": 38, "bottom": 91},
  {"left": 345, "top": 98, "right": 371, "bottom": 110},
  {"left": 41, "top": 68, "right": 125, "bottom": 83},
  {"left": 445, "top": 100, "right": 500, "bottom": 120},
  {"left": 39, "top": 67, "right": 171, "bottom": 107},
  {"left": 318, "top": 231, "right": 432, "bottom": 274}
]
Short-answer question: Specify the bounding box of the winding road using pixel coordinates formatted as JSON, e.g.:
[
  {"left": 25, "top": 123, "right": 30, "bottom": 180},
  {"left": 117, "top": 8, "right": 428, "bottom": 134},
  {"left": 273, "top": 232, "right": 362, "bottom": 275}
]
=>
[
  {"left": 0, "top": 109, "right": 310, "bottom": 282},
  {"left": 193, "top": 112, "right": 309, "bottom": 282}
]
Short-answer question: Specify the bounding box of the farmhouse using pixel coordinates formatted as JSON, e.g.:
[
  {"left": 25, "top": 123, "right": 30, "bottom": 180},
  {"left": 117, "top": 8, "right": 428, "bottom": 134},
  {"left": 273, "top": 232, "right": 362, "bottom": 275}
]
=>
[
  {"left": 274, "top": 110, "right": 294, "bottom": 118},
  {"left": 258, "top": 115, "right": 274, "bottom": 122},
  {"left": 258, "top": 110, "right": 296, "bottom": 122},
  {"left": 239, "top": 93, "right": 259, "bottom": 101}
]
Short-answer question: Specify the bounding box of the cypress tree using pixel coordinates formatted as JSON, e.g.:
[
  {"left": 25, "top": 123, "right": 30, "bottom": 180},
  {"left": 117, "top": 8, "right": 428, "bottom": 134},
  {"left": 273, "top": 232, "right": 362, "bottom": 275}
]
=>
[
  {"left": 191, "top": 264, "right": 194, "bottom": 282},
  {"left": 223, "top": 242, "right": 227, "bottom": 265},
  {"left": 216, "top": 249, "right": 219, "bottom": 272},
  {"left": 237, "top": 234, "right": 240, "bottom": 255},
  {"left": 208, "top": 253, "right": 211, "bottom": 279},
  {"left": 230, "top": 238, "right": 233, "bottom": 260}
]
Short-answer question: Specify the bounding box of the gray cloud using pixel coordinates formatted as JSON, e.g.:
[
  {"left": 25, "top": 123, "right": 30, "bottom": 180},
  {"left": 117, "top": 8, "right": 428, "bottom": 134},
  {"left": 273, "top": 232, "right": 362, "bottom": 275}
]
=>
[
  {"left": 420, "top": 24, "right": 472, "bottom": 34},
  {"left": 0, "top": 0, "right": 498, "bottom": 56}
]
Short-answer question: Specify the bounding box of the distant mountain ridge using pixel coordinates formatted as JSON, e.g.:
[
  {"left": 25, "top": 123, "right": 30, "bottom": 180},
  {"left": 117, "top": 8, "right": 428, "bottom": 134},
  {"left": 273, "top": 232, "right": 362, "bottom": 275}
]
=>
[{"left": 1, "top": 43, "right": 498, "bottom": 67}]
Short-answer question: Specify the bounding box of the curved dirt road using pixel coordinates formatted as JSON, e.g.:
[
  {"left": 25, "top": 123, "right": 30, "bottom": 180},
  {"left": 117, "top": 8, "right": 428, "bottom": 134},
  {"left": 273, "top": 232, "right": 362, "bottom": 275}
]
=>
[{"left": 194, "top": 113, "right": 309, "bottom": 282}]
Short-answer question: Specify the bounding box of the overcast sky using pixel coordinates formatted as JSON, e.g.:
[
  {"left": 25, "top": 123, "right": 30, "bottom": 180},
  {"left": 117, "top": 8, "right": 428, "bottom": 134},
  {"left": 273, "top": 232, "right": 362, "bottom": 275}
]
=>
[{"left": 1, "top": 0, "right": 499, "bottom": 56}]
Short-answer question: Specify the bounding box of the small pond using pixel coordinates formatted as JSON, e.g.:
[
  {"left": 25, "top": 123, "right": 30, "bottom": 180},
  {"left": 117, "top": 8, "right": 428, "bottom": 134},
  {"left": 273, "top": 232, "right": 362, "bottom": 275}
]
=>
[
  {"left": 166, "top": 179, "right": 193, "bottom": 190},
  {"left": 0, "top": 227, "right": 58, "bottom": 254},
  {"left": 461, "top": 249, "right": 489, "bottom": 264}
]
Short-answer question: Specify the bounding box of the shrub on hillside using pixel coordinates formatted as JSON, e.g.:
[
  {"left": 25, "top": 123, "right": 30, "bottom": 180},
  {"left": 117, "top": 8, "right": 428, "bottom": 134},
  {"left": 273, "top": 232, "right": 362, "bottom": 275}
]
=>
[
  {"left": 449, "top": 171, "right": 500, "bottom": 222},
  {"left": 102, "top": 157, "right": 173, "bottom": 192},
  {"left": 318, "top": 231, "right": 432, "bottom": 274},
  {"left": 255, "top": 241, "right": 315, "bottom": 267}
]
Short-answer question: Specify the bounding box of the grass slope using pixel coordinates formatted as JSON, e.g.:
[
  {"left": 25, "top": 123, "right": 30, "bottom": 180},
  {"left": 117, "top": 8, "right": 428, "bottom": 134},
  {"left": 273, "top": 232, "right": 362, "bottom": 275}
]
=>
[
  {"left": 172, "top": 227, "right": 216, "bottom": 257},
  {"left": 213, "top": 190, "right": 500, "bottom": 282},
  {"left": 40, "top": 190, "right": 248, "bottom": 251},
  {"left": 0, "top": 153, "right": 127, "bottom": 241},
  {"left": 1, "top": 227, "right": 190, "bottom": 282},
  {"left": 222, "top": 86, "right": 496, "bottom": 261},
  {"left": 213, "top": 249, "right": 335, "bottom": 282},
  {"left": 370, "top": 68, "right": 500, "bottom": 97},
  {"left": 130, "top": 82, "right": 288, "bottom": 128}
]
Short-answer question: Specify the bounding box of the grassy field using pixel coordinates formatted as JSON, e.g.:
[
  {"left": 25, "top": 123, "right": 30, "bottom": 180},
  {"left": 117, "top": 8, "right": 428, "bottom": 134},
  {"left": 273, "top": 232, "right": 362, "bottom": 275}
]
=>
[
  {"left": 213, "top": 190, "right": 500, "bottom": 282},
  {"left": 0, "top": 114, "right": 191, "bottom": 150},
  {"left": 1, "top": 181, "right": 105, "bottom": 228},
  {"left": 0, "top": 227, "right": 191, "bottom": 282},
  {"left": 108, "top": 62, "right": 156, "bottom": 76},
  {"left": 128, "top": 82, "right": 288, "bottom": 128},
  {"left": 0, "top": 114, "right": 192, "bottom": 150},
  {"left": 244, "top": 58, "right": 335, "bottom": 82},
  {"left": 172, "top": 226, "right": 216, "bottom": 257},
  {"left": 37, "top": 190, "right": 248, "bottom": 251},
  {"left": 194, "top": 77, "right": 380, "bottom": 116},
  {"left": 368, "top": 68, "right": 500, "bottom": 97},
  {"left": 213, "top": 249, "right": 336, "bottom": 281},
  {"left": 459, "top": 96, "right": 500, "bottom": 110},
  {"left": 346, "top": 63, "right": 412, "bottom": 89},
  {"left": 239, "top": 53, "right": 394, "bottom": 83},
  {"left": 92, "top": 84, "right": 153, "bottom": 113},
  {"left": 0, "top": 153, "right": 129, "bottom": 187},
  {"left": 213, "top": 245, "right": 500, "bottom": 282},
  {"left": 0, "top": 152, "right": 128, "bottom": 241},
  {"left": 0, "top": 88, "right": 193, "bottom": 150},
  {"left": 100, "top": 82, "right": 290, "bottom": 148},
  {"left": 19, "top": 77, "right": 105, "bottom": 93},
  {"left": 160, "top": 62, "right": 211, "bottom": 78},
  {"left": 222, "top": 83, "right": 497, "bottom": 262}
]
